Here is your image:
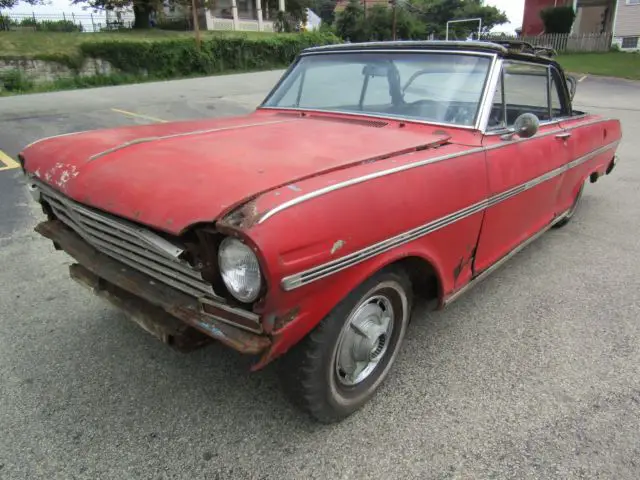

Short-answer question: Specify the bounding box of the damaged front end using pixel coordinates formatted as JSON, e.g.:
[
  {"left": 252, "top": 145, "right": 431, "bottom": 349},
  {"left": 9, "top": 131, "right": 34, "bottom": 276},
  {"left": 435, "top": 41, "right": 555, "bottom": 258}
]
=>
[{"left": 30, "top": 178, "right": 272, "bottom": 357}]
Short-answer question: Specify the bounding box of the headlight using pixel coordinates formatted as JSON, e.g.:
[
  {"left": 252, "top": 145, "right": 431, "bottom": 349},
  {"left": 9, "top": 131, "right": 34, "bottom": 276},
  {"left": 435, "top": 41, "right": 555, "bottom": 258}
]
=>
[{"left": 218, "top": 237, "right": 262, "bottom": 303}]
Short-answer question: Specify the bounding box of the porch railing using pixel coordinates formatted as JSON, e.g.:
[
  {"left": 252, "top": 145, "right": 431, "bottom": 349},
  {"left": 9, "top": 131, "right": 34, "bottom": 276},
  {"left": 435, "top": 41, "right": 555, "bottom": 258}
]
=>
[{"left": 208, "top": 16, "right": 274, "bottom": 32}]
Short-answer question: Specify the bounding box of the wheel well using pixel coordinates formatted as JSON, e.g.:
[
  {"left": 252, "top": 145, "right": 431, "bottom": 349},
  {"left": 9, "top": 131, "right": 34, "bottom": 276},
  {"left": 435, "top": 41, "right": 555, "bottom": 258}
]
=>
[{"left": 392, "top": 256, "right": 441, "bottom": 303}]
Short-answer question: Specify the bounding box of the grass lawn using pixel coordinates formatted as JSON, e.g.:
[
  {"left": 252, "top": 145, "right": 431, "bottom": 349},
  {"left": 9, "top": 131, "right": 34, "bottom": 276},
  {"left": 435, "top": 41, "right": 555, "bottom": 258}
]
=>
[
  {"left": 557, "top": 51, "right": 640, "bottom": 81},
  {"left": 0, "top": 30, "right": 281, "bottom": 58}
]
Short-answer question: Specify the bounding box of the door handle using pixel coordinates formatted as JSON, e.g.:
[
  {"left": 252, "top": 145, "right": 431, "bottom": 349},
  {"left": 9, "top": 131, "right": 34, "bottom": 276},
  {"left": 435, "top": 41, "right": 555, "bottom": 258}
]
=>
[{"left": 556, "top": 132, "right": 572, "bottom": 140}]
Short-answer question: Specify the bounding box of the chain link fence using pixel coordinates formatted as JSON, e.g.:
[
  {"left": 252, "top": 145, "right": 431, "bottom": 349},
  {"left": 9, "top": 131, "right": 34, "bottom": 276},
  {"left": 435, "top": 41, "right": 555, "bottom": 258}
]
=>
[{"left": 0, "top": 11, "right": 116, "bottom": 33}]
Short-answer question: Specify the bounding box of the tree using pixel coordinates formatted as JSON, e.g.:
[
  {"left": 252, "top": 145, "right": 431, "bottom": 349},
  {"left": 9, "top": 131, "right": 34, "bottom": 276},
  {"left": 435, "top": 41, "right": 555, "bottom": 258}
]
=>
[
  {"left": 403, "top": 0, "right": 508, "bottom": 39},
  {"left": 71, "top": 0, "right": 206, "bottom": 30},
  {"left": 0, "top": 0, "right": 42, "bottom": 8},
  {"left": 362, "top": 4, "right": 425, "bottom": 40},
  {"left": 311, "top": 0, "right": 337, "bottom": 25},
  {"left": 540, "top": 6, "right": 575, "bottom": 34},
  {"left": 70, "top": 0, "right": 160, "bottom": 29},
  {"left": 335, "top": 0, "right": 364, "bottom": 41},
  {"left": 332, "top": 0, "right": 508, "bottom": 42}
]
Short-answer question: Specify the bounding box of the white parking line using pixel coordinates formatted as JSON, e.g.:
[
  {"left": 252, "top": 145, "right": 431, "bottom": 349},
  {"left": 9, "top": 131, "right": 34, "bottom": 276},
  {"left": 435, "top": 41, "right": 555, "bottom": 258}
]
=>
[{"left": 578, "top": 75, "right": 588, "bottom": 83}]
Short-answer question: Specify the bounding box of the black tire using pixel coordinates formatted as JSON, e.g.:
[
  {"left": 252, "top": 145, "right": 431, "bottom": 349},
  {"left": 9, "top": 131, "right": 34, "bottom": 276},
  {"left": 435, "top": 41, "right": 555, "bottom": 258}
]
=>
[
  {"left": 554, "top": 181, "right": 585, "bottom": 228},
  {"left": 278, "top": 267, "right": 413, "bottom": 424}
]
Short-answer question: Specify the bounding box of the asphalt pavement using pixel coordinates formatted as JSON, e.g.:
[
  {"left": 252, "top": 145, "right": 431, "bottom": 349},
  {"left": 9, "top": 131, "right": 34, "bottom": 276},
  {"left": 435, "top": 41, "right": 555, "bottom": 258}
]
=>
[{"left": 1, "top": 72, "right": 639, "bottom": 480}]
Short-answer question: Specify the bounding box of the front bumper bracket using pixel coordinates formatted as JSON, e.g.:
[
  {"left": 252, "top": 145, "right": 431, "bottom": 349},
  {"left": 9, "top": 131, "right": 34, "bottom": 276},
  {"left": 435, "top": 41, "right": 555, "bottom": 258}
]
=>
[{"left": 35, "top": 219, "right": 271, "bottom": 355}]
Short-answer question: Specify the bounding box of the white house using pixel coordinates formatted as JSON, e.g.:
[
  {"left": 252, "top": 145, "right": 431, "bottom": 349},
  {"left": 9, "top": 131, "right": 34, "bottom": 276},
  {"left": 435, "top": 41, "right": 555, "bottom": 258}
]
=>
[
  {"left": 611, "top": 0, "right": 640, "bottom": 49},
  {"left": 570, "top": 0, "right": 640, "bottom": 50}
]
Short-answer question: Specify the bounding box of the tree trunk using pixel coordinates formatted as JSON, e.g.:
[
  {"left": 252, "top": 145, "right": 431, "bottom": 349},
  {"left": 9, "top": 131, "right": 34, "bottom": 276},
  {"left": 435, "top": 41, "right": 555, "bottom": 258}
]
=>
[{"left": 133, "top": 1, "right": 152, "bottom": 29}]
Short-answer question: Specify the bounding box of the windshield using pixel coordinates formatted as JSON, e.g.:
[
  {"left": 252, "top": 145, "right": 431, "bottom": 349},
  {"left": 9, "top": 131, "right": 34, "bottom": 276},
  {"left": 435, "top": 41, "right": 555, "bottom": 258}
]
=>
[{"left": 261, "top": 52, "right": 493, "bottom": 127}]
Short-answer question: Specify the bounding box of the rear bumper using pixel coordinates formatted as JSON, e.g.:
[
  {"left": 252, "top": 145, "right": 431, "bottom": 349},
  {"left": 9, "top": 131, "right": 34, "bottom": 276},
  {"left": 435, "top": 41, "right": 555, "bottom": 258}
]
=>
[{"left": 35, "top": 219, "right": 271, "bottom": 355}]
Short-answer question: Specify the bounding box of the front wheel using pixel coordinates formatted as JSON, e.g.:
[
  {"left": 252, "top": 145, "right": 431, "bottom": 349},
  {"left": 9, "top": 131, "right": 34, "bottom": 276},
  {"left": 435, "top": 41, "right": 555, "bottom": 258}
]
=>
[{"left": 278, "top": 267, "right": 413, "bottom": 423}]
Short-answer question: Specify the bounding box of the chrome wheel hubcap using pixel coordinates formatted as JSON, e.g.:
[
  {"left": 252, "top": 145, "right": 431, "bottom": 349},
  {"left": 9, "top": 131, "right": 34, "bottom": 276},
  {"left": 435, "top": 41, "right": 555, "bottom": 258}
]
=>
[{"left": 335, "top": 295, "right": 394, "bottom": 386}]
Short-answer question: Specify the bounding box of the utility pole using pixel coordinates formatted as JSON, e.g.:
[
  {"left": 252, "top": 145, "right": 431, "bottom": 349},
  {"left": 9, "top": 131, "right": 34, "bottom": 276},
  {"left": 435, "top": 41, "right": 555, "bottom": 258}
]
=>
[
  {"left": 391, "top": 0, "right": 397, "bottom": 40},
  {"left": 191, "top": 0, "right": 202, "bottom": 50}
]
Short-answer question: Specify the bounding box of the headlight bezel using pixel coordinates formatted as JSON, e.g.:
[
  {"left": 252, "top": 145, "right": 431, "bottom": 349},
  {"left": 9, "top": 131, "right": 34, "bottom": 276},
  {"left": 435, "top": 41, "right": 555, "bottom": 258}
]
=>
[{"left": 217, "top": 236, "right": 263, "bottom": 304}]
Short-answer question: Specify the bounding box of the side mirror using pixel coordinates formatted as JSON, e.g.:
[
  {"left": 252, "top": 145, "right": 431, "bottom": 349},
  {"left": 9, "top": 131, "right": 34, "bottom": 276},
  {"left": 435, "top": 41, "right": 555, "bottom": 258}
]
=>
[
  {"left": 501, "top": 113, "right": 540, "bottom": 141},
  {"left": 514, "top": 113, "right": 540, "bottom": 138}
]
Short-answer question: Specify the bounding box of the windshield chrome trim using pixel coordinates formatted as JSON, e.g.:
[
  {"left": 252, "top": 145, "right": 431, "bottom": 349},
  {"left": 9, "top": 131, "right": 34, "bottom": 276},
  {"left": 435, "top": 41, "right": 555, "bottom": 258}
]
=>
[
  {"left": 302, "top": 41, "right": 508, "bottom": 55},
  {"left": 300, "top": 49, "right": 498, "bottom": 58},
  {"left": 260, "top": 50, "right": 498, "bottom": 131},
  {"left": 476, "top": 57, "right": 503, "bottom": 131}
]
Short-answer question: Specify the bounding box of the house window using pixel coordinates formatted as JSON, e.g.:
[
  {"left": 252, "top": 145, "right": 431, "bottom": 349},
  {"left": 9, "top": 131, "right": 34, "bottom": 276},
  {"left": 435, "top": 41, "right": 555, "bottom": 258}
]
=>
[{"left": 622, "top": 37, "right": 639, "bottom": 49}]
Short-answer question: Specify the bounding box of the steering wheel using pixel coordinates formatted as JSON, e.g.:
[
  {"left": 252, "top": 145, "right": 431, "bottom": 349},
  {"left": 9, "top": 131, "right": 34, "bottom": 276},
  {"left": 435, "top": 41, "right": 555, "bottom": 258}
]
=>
[{"left": 406, "top": 99, "right": 449, "bottom": 122}]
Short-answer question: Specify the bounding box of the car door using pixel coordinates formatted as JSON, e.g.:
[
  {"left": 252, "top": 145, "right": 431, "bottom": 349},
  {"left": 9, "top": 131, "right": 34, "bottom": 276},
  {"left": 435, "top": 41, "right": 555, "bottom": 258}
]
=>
[
  {"left": 473, "top": 60, "right": 571, "bottom": 274},
  {"left": 554, "top": 67, "right": 614, "bottom": 216}
]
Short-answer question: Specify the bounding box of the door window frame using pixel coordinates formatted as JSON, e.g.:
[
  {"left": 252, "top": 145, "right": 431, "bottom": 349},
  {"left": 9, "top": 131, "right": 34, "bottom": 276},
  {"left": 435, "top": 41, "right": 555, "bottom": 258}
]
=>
[{"left": 483, "top": 59, "right": 580, "bottom": 135}]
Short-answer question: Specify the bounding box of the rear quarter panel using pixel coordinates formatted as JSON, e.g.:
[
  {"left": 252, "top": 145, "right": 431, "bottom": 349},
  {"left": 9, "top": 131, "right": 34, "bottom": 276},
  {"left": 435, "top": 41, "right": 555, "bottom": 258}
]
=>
[
  {"left": 557, "top": 115, "right": 622, "bottom": 213},
  {"left": 240, "top": 143, "right": 489, "bottom": 361}
]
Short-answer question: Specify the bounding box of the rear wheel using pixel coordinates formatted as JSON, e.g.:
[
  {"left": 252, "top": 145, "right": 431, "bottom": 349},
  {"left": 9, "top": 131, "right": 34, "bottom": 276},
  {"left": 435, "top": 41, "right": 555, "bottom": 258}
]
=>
[
  {"left": 554, "top": 181, "right": 585, "bottom": 228},
  {"left": 278, "top": 267, "right": 412, "bottom": 423}
]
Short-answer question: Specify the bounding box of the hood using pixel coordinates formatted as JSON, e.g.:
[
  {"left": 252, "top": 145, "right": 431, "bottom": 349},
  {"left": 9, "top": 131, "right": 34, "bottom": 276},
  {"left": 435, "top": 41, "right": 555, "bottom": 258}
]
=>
[{"left": 22, "top": 112, "right": 450, "bottom": 235}]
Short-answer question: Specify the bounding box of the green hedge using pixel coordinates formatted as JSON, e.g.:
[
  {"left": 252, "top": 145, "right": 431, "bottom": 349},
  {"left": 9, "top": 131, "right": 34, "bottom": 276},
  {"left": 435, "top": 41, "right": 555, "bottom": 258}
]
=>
[{"left": 79, "top": 32, "right": 341, "bottom": 78}]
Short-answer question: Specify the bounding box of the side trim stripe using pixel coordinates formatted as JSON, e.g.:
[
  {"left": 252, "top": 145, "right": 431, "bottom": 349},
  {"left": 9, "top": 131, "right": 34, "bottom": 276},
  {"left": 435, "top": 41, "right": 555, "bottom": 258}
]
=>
[
  {"left": 259, "top": 117, "right": 612, "bottom": 224},
  {"left": 281, "top": 139, "right": 620, "bottom": 291},
  {"left": 282, "top": 199, "right": 488, "bottom": 290}
]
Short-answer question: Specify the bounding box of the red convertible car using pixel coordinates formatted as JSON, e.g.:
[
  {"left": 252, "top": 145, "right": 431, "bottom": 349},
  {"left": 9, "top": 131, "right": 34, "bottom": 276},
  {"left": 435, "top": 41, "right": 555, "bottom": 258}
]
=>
[{"left": 19, "top": 41, "right": 621, "bottom": 423}]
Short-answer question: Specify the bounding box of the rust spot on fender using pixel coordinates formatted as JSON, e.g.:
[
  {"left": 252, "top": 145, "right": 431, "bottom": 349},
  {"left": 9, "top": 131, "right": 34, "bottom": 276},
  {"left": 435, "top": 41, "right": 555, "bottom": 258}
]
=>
[
  {"left": 274, "top": 306, "right": 300, "bottom": 331},
  {"left": 453, "top": 258, "right": 463, "bottom": 282},
  {"left": 220, "top": 199, "right": 259, "bottom": 230},
  {"left": 453, "top": 246, "right": 476, "bottom": 284},
  {"left": 331, "top": 239, "right": 346, "bottom": 255}
]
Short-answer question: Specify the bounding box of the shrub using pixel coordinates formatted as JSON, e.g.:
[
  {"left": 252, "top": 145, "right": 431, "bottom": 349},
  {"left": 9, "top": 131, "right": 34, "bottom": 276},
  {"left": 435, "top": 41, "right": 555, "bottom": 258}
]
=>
[
  {"left": 18, "top": 17, "right": 83, "bottom": 32},
  {"left": 156, "top": 17, "right": 191, "bottom": 31},
  {"left": 79, "top": 31, "right": 341, "bottom": 78},
  {"left": 0, "top": 69, "right": 34, "bottom": 92},
  {"left": 540, "top": 6, "right": 576, "bottom": 34},
  {"left": 0, "top": 14, "right": 16, "bottom": 31}
]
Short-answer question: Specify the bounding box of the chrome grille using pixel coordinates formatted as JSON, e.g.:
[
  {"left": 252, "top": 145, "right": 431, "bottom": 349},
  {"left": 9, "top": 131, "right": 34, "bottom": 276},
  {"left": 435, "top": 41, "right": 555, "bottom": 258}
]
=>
[{"left": 36, "top": 181, "right": 218, "bottom": 299}]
